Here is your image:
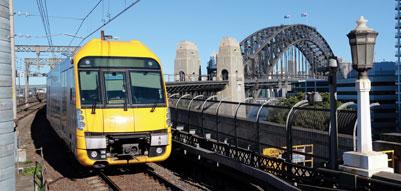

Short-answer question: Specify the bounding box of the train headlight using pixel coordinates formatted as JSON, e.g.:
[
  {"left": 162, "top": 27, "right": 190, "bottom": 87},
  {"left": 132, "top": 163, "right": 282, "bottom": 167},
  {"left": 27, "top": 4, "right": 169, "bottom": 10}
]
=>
[
  {"left": 90, "top": 150, "right": 98, "bottom": 158},
  {"left": 156, "top": 147, "right": 163, "bottom": 154},
  {"left": 76, "top": 109, "right": 85, "bottom": 130},
  {"left": 166, "top": 108, "right": 172, "bottom": 127}
]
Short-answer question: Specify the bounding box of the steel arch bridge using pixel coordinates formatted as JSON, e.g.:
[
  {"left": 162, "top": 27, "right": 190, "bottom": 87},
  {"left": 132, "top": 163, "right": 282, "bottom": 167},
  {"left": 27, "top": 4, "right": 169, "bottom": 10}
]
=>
[{"left": 240, "top": 24, "right": 334, "bottom": 80}]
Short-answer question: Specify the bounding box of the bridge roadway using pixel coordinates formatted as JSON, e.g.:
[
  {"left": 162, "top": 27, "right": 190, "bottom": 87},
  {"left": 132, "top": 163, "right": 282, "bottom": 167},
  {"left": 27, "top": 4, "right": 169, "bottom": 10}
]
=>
[
  {"left": 165, "top": 76, "right": 327, "bottom": 95},
  {"left": 165, "top": 80, "right": 228, "bottom": 94}
]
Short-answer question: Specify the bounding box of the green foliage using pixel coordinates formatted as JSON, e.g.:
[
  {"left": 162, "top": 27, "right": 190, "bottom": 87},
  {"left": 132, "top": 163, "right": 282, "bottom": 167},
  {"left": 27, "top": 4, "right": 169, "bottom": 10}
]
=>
[
  {"left": 275, "top": 92, "right": 340, "bottom": 109},
  {"left": 24, "top": 160, "right": 32, "bottom": 165},
  {"left": 266, "top": 92, "right": 340, "bottom": 131},
  {"left": 22, "top": 166, "right": 40, "bottom": 176}
]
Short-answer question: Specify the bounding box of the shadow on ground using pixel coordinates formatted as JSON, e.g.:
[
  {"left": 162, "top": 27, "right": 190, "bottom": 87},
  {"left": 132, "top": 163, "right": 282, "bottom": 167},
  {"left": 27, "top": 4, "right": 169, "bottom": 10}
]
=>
[{"left": 30, "top": 107, "right": 92, "bottom": 179}]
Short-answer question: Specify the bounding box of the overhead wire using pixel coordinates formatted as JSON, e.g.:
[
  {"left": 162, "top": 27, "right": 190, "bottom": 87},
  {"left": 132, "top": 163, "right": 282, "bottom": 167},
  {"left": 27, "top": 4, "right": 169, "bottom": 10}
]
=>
[
  {"left": 16, "top": 13, "right": 83, "bottom": 20},
  {"left": 68, "top": 0, "right": 103, "bottom": 46},
  {"left": 43, "top": 0, "right": 53, "bottom": 48},
  {"left": 77, "top": 0, "right": 141, "bottom": 47},
  {"left": 35, "top": 0, "right": 53, "bottom": 50}
]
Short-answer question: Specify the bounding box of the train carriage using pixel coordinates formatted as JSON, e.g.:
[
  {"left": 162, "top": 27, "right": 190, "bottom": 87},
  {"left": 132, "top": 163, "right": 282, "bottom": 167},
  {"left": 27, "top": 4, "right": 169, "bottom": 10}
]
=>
[{"left": 46, "top": 38, "right": 172, "bottom": 168}]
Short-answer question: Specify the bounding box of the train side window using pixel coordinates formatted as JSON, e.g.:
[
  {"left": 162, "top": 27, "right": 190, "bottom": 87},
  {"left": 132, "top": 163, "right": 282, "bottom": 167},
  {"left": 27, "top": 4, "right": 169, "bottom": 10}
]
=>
[{"left": 79, "top": 71, "right": 102, "bottom": 105}]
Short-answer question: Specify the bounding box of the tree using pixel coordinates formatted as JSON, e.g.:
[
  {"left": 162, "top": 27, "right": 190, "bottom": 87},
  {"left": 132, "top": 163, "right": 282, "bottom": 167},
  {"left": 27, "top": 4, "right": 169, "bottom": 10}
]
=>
[{"left": 266, "top": 92, "right": 341, "bottom": 131}]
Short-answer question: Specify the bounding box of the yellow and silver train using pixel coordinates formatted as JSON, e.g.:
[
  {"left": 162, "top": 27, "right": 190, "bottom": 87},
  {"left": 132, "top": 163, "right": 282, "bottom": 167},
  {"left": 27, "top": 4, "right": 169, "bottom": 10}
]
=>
[{"left": 46, "top": 38, "right": 172, "bottom": 167}]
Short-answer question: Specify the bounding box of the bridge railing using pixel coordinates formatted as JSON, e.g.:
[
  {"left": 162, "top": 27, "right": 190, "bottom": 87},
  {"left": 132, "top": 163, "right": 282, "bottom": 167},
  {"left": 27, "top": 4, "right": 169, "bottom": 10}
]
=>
[
  {"left": 164, "top": 73, "right": 328, "bottom": 83},
  {"left": 169, "top": 96, "right": 357, "bottom": 168},
  {"left": 163, "top": 74, "right": 215, "bottom": 83},
  {"left": 244, "top": 73, "right": 328, "bottom": 81}
]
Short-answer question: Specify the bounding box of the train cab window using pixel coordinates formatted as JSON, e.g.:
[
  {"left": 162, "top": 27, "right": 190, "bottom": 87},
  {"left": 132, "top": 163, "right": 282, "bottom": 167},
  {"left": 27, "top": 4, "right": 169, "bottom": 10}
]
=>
[
  {"left": 130, "top": 71, "right": 165, "bottom": 104},
  {"left": 79, "top": 71, "right": 102, "bottom": 105},
  {"left": 104, "top": 72, "right": 127, "bottom": 104}
]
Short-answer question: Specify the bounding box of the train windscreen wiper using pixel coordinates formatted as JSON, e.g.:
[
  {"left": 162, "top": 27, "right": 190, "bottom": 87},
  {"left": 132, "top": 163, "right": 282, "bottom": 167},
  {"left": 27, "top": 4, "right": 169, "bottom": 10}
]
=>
[
  {"left": 123, "top": 88, "right": 128, "bottom": 111},
  {"left": 150, "top": 99, "right": 158, "bottom": 112},
  {"left": 91, "top": 78, "right": 99, "bottom": 114},
  {"left": 91, "top": 85, "right": 99, "bottom": 114}
]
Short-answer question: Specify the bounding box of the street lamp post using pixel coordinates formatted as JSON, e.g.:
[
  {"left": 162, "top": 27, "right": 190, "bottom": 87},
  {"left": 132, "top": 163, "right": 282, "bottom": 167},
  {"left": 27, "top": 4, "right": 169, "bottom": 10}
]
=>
[
  {"left": 328, "top": 57, "right": 338, "bottom": 170},
  {"left": 339, "top": 16, "right": 393, "bottom": 177}
]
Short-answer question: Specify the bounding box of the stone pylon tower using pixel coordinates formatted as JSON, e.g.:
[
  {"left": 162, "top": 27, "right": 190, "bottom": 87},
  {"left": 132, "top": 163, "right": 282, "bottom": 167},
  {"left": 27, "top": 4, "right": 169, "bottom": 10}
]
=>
[
  {"left": 217, "top": 37, "right": 246, "bottom": 115},
  {"left": 174, "top": 40, "right": 200, "bottom": 81}
]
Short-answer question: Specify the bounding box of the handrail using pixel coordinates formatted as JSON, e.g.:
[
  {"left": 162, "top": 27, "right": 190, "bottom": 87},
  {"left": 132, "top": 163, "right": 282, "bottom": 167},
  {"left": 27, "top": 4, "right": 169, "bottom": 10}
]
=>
[
  {"left": 234, "top": 97, "right": 254, "bottom": 147},
  {"left": 201, "top": 95, "right": 218, "bottom": 137},
  {"left": 285, "top": 100, "right": 308, "bottom": 161},
  {"left": 175, "top": 94, "right": 191, "bottom": 109},
  {"left": 174, "top": 94, "right": 191, "bottom": 128},
  {"left": 255, "top": 101, "right": 270, "bottom": 154},
  {"left": 215, "top": 96, "right": 232, "bottom": 114},
  {"left": 201, "top": 95, "right": 218, "bottom": 112},
  {"left": 168, "top": 93, "right": 180, "bottom": 99},
  {"left": 215, "top": 96, "right": 232, "bottom": 142},
  {"left": 187, "top": 95, "right": 204, "bottom": 133}
]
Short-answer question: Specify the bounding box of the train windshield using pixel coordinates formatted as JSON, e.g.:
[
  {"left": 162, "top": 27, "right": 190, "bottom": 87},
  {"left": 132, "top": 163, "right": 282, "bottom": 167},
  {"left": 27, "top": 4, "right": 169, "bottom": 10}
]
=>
[
  {"left": 130, "top": 71, "right": 164, "bottom": 104},
  {"left": 78, "top": 57, "right": 166, "bottom": 107},
  {"left": 104, "top": 72, "right": 127, "bottom": 104},
  {"left": 79, "top": 71, "right": 102, "bottom": 105}
]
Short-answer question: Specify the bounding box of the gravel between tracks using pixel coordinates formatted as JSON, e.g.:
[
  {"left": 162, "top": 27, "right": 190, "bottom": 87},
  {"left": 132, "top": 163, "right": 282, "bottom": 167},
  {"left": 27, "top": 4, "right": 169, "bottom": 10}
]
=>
[
  {"left": 108, "top": 172, "right": 165, "bottom": 191},
  {"left": 18, "top": 107, "right": 211, "bottom": 191},
  {"left": 18, "top": 107, "right": 93, "bottom": 190},
  {"left": 18, "top": 105, "right": 240, "bottom": 191},
  {"left": 147, "top": 163, "right": 210, "bottom": 191}
]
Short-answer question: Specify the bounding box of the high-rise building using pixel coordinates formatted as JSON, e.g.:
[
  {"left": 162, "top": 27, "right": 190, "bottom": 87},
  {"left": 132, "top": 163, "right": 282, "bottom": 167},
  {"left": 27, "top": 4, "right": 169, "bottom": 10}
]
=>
[
  {"left": 338, "top": 61, "right": 397, "bottom": 136},
  {"left": 396, "top": 0, "right": 401, "bottom": 131}
]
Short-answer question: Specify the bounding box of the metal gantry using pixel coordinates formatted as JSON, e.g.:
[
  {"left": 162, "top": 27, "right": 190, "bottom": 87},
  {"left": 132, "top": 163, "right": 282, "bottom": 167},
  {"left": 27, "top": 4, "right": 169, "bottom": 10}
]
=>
[
  {"left": 15, "top": 45, "right": 80, "bottom": 53},
  {"left": 16, "top": 45, "right": 79, "bottom": 104},
  {"left": 240, "top": 24, "right": 334, "bottom": 80}
]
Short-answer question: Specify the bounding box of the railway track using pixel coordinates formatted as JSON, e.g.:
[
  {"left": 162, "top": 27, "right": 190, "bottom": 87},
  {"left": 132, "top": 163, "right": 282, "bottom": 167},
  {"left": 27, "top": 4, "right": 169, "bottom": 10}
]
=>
[
  {"left": 102, "top": 165, "right": 185, "bottom": 191},
  {"left": 144, "top": 167, "right": 185, "bottom": 191},
  {"left": 17, "top": 101, "right": 46, "bottom": 120},
  {"left": 85, "top": 171, "right": 122, "bottom": 191}
]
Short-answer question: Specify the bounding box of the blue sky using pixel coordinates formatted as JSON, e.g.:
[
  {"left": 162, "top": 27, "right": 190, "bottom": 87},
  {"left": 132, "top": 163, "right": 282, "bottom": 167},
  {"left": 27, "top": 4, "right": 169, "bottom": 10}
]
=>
[{"left": 14, "top": 0, "right": 394, "bottom": 85}]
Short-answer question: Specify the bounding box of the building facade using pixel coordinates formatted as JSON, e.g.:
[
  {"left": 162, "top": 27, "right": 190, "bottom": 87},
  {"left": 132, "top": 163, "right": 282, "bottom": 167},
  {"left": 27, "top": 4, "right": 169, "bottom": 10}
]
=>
[
  {"left": 288, "top": 79, "right": 329, "bottom": 96},
  {"left": 396, "top": 0, "right": 401, "bottom": 131},
  {"left": 337, "top": 61, "right": 397, "bottom": 136}
]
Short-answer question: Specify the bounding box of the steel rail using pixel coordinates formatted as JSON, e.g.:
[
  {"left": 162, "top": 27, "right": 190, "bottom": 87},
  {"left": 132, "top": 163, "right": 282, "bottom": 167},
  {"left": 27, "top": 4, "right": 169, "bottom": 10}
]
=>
[
  {"left": 17, "top": 102, "right": 46, "bottom": 121},
  {"left": 145, "top": 168, "right": 185, "bottom": 191},
  {"left": 98, "top": 171, "right": 122, "bottom": 191}
]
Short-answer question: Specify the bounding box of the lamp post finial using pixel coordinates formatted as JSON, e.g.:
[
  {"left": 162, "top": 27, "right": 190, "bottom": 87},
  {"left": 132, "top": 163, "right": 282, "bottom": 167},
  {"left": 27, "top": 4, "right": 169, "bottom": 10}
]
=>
[{"left": 355, "top": 16, "right": 373, "bottom": 31}]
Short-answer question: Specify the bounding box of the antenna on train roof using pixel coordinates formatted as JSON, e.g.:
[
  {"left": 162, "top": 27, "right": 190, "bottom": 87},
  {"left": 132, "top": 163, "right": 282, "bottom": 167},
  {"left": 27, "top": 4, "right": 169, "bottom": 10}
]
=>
[{"left": 100, "top": 30, "right": 119, "bottom": 41}]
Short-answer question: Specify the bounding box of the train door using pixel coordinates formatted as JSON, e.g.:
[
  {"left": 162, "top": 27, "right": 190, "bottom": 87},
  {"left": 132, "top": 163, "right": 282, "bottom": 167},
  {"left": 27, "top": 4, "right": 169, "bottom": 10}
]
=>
[
  {"left": 61, "top": 71, "right": 67, "bottom": 133},
  {"left": 66, "top": 68, "right": 76, "bottom": 149}
]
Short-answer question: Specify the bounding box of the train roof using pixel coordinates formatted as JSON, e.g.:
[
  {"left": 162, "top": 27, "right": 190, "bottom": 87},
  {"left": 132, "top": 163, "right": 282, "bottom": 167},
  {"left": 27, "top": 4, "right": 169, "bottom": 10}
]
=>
[{"left": 73, "top": 39, "right": 160, "bottom": 64}]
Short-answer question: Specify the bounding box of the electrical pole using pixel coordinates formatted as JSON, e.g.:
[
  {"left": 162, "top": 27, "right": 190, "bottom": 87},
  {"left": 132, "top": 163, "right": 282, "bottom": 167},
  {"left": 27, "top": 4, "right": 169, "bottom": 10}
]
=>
[
  {"left": 10, "top": 0, "right": 16, "bottom": 119},
  {"left": 24, "top": 62, "right": 29, "bottom": 104}
]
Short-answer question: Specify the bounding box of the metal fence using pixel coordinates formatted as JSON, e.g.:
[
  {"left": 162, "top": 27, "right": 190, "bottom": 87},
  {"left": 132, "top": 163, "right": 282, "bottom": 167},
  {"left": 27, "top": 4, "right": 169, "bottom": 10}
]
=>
[{"left": 169, "top": 96, "right": 357, "bottom": 168}]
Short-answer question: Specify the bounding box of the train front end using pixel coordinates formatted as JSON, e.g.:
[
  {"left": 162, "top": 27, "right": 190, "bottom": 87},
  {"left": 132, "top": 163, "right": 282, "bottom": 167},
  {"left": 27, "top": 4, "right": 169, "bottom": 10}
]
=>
[{"left": 74, "top": 39, "right": 171, "bottom": 167}]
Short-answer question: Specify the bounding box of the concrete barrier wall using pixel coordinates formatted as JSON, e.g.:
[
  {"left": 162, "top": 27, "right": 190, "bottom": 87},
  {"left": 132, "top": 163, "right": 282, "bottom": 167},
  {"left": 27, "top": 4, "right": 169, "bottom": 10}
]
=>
[{"left": 171, "top": 107, "right": 354, "bottom": 167}]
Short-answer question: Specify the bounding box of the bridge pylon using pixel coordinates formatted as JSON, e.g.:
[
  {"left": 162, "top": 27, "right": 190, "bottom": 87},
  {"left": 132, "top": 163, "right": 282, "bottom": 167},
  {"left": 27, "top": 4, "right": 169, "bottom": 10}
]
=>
[
  {"left": 174, "top": 40, "right": 200, "bottom": 82},
  {"left": 216, "top": 37, "right": 246, "bottom": 116}
]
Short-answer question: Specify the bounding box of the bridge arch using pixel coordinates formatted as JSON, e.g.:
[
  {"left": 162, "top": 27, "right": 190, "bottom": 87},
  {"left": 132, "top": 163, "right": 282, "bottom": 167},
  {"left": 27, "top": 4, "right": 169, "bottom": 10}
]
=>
[{"left": 240, "top": 24, "right": 334, "bottom": 79}]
